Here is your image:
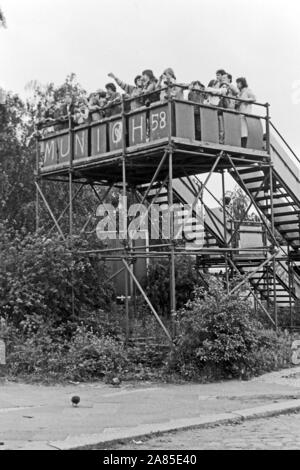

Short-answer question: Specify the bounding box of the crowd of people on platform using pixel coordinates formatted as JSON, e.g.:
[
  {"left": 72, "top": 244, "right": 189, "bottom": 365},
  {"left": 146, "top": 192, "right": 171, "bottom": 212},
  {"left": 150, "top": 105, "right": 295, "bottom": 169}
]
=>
[{"left": 38, "top": 68, "right": 256, "bottom": 139}]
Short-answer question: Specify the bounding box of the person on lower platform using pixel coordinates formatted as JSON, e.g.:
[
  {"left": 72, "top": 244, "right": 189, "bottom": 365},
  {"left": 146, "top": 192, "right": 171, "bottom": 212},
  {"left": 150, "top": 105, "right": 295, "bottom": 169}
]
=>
[{"left": 235, "top": 77, "right": 256, "bottom": 147}]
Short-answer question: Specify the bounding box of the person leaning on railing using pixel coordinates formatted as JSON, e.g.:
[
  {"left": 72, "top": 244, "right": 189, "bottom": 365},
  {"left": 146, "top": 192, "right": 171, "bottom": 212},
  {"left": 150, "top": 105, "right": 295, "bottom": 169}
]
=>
[
  {"left": 220, "top": 72, "right": 239, "bottom": 109},
  {"left": 204, "top": 83, "right": 227, "bottom": 106},
  {"left": 203, "top": 83, "right": 229, "bottom": 144},
  {"left": 107, "top": 73, "right": 144, "bottom": 110},
  {"left": 88, "top": 91, "right": 107, "bottom": 122},
  {"left": 157, "top": 68, "right": 187, "bottom": 101},
  {"left": 188, "top": 81, "right": 205, "bottom": 104},
  {"left": 105, "top": 83, "right": 122, "bottom": 117},
  {"left": 73, "top": 97, "right": 89, "bottom": 125},
  {"left": 141, "top": 69, "right": 159, "bottom": 105}
]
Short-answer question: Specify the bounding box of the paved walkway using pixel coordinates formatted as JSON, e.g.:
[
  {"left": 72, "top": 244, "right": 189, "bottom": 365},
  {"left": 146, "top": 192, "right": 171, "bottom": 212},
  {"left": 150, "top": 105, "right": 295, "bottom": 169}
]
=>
[{"left": 1, "top": 367, "right": 300, "bottom": 450}]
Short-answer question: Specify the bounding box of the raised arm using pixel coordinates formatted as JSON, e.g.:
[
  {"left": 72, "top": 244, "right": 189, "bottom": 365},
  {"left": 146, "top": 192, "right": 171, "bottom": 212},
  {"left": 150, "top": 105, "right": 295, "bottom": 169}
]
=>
[{"left": 108, "top": 73, "right": 134, "bottom": 95}]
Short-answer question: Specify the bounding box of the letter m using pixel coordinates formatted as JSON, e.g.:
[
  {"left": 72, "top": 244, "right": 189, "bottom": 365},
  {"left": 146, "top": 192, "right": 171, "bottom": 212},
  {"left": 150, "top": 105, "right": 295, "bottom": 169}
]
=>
[{"left": 43, "top": 140, "right": 56, "bottom": 166}]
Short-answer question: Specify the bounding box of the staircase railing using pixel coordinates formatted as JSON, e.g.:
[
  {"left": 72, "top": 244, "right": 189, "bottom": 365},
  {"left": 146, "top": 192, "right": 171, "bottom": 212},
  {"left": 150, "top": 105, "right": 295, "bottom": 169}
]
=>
[{"left": 270, "top": 121, "right": 300, "bottom": 167}]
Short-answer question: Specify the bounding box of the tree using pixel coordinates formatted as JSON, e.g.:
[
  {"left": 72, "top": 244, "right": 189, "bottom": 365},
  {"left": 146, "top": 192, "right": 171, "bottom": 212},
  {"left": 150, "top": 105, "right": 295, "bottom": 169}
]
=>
[
  {"left": 0, "top": 74, "right": 109, "bottom": 235},
  {"left": 225, "top": 186, "right": 259, "bottom": 222},
  {"left": 0, "top": 7, "right": 6, "bottom": 27},
  {"left": 0, "top": 92, "right": 35, "bottom": 231}
]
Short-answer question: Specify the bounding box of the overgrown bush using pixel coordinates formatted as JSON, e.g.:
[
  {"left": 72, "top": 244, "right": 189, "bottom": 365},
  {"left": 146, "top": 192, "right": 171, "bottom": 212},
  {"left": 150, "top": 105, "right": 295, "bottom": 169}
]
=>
[
  {"left": 146, "top": 255, "right": 202, "bottom": 316},
  {"left": 5, "top": 314, "right": 168, "bottom": 382},
  {"left": 0, "top": 226, "right": 114, "bottom": 325},
  {"left": 168, "top": 277, "right": 292, "bottom": 380},
  {"left": 6, "top": 321, "right": 128, "bottom": 382}
]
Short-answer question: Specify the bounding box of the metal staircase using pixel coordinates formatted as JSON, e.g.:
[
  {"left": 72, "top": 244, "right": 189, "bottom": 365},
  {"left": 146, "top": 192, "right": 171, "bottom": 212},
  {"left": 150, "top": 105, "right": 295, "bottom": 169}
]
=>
[
  {"left": 140, "top": 174, "right": 300, "bottom": 313},
  {"left": 230, "top": 124, "right": 300, "bottom": 252}
]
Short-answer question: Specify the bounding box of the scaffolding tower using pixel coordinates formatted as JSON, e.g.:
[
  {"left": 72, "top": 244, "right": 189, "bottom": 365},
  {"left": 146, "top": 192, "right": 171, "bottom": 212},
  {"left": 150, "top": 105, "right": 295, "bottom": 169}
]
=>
[{"left": 35, "top": 85, "right": 300, "bottom": 343}]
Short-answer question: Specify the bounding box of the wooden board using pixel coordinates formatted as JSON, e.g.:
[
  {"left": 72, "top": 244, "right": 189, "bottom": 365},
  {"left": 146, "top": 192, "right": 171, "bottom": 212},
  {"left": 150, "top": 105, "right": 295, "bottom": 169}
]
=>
[
  {"left": 57, "top": 134, "right": 71, "bottom": 164},
  {"left": 74, "top": 129, "right": 88, "bottom": 160},
  {"left": 200, "top": 107, "right": 219, "bottom": 143},
  {"left": 128, "top": 111, "right": 147, "bottom": 146},
  {"left": 175, "top": 102, "right": 195, "bottom": 140},
  {"left": 41, "top": 138, "right": 59, "bottom": 167},
  {"left": 246, "top": 117, "right": 264, "bottom": 150},
  {"left": 223, "top": 112, "right": 242, "bottom": 146},
  {"left": 149, "top": 105, "right": 169, "bottom": 141},
  {"left": 91, "top": 124, "right": 107, "bottom": 156},
  {"left": 109, "top": 119, "right": 123, "bottom": 151}
]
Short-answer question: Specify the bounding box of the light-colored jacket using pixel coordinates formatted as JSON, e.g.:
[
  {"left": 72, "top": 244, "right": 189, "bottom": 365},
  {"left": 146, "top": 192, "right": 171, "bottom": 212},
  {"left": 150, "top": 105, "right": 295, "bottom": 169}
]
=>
[
  {"left": 204, "top": 87, "right": 227, "bottom": 106},
  {"left": 114, "top": 77, "right": 143, "bottom": 110},
  {"left": 236, "top": 87, "right": 256, "bottom": 114}
]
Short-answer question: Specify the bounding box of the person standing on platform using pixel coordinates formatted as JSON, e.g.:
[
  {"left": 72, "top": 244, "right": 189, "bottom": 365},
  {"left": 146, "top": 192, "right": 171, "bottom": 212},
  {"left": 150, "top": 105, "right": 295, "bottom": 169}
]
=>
[
  {"left": 188, "top": 81, "right": 205, "bottom": 141},
  {"left": 204, "top": 83, "right": 227, "bottom": 106},
  {"left": 188, "top": 80, "right": 205, "bottom": 104},
  {"left": 208, "top": 69, "right": 226, "bottom": 88},
  {"left": 88, "top": 91, "right": 107, "bottom": 121},
  {"left": 157, "top": 67, "right": 185, "bottom": 101},
  {"left": 235, "top": 77, "right": 256, "bottom": 147},
  {"left": 221, "top": 72, "right": 239, "bottom": 109},
  {"left": 73, "top": 97, "right": 89, "bottom": 125},
  {"left": 105, "top": 83, "right": 121, "bottom": 117},
  {"left": 141, "top": 69, "right": 159, "bottom": 105},
  {"left": 107, "top": 73, "right": 144, "bottom": 110}
]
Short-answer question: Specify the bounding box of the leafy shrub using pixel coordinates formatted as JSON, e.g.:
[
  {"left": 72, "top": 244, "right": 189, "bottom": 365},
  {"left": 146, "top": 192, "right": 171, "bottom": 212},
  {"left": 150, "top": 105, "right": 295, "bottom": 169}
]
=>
[
  {"left": 168, "top": 277, "right": 292, "bottom": 380},
  {"left": 6, "top": 321, "right": 128, "bottom": 382},
  {"left": 0, "top": 227, "right": 114, "bottom": 325},
  {"left": 146, "top": 255, "right": 201, "bottom": 316}
]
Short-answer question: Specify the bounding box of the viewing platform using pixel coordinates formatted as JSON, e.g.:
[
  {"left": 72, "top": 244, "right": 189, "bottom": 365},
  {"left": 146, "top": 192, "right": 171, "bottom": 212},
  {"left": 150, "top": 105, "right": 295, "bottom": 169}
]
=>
[{"left": 37, "top": 93, "right": 270, "bottom": 185}]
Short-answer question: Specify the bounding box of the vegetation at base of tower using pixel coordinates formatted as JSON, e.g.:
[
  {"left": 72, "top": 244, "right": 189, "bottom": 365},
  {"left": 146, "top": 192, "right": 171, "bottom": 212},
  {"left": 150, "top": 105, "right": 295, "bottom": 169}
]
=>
[
  {"left": 0, "top": 225, "right": 114, "bottom": 325},
  {"left": 167, "top": 277, "right": 292, "bottom": 380},
  {"left": 145, "top": 255, "right": 201, "bottom": 316},
  {"left": 1, "top": 248, "right": 292, "bottom": 382}
]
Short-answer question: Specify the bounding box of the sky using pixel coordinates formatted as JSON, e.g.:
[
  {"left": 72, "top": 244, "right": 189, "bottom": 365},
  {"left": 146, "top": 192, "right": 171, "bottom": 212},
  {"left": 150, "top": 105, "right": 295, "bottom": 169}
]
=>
[{"left": 0, "top": 0, "right": 300, "bottom": 197}]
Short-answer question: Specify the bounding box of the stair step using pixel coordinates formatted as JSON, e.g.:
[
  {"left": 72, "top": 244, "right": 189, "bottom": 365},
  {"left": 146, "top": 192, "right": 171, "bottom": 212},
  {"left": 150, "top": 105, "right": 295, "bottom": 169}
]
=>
[
  {"left": 278, "top": 228, "right": 300, "bottom": 234},
  {"left": 261, "top": 202, "right": 298, "bottom": 209},
  {"left": 243, "top": 176, "right": 266, "bottom": 184},
  {"left": 271, "top": 210, "right": 300, "bottom": 217},
  {"left": 255, "top": 193, "right": 290, "bottom": 201},
  {"left": 275, "top": 220, "right": 300, "bottom": 226},
  {"left": 237, "top": 168, "right": 263, "bottom": 175}
]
